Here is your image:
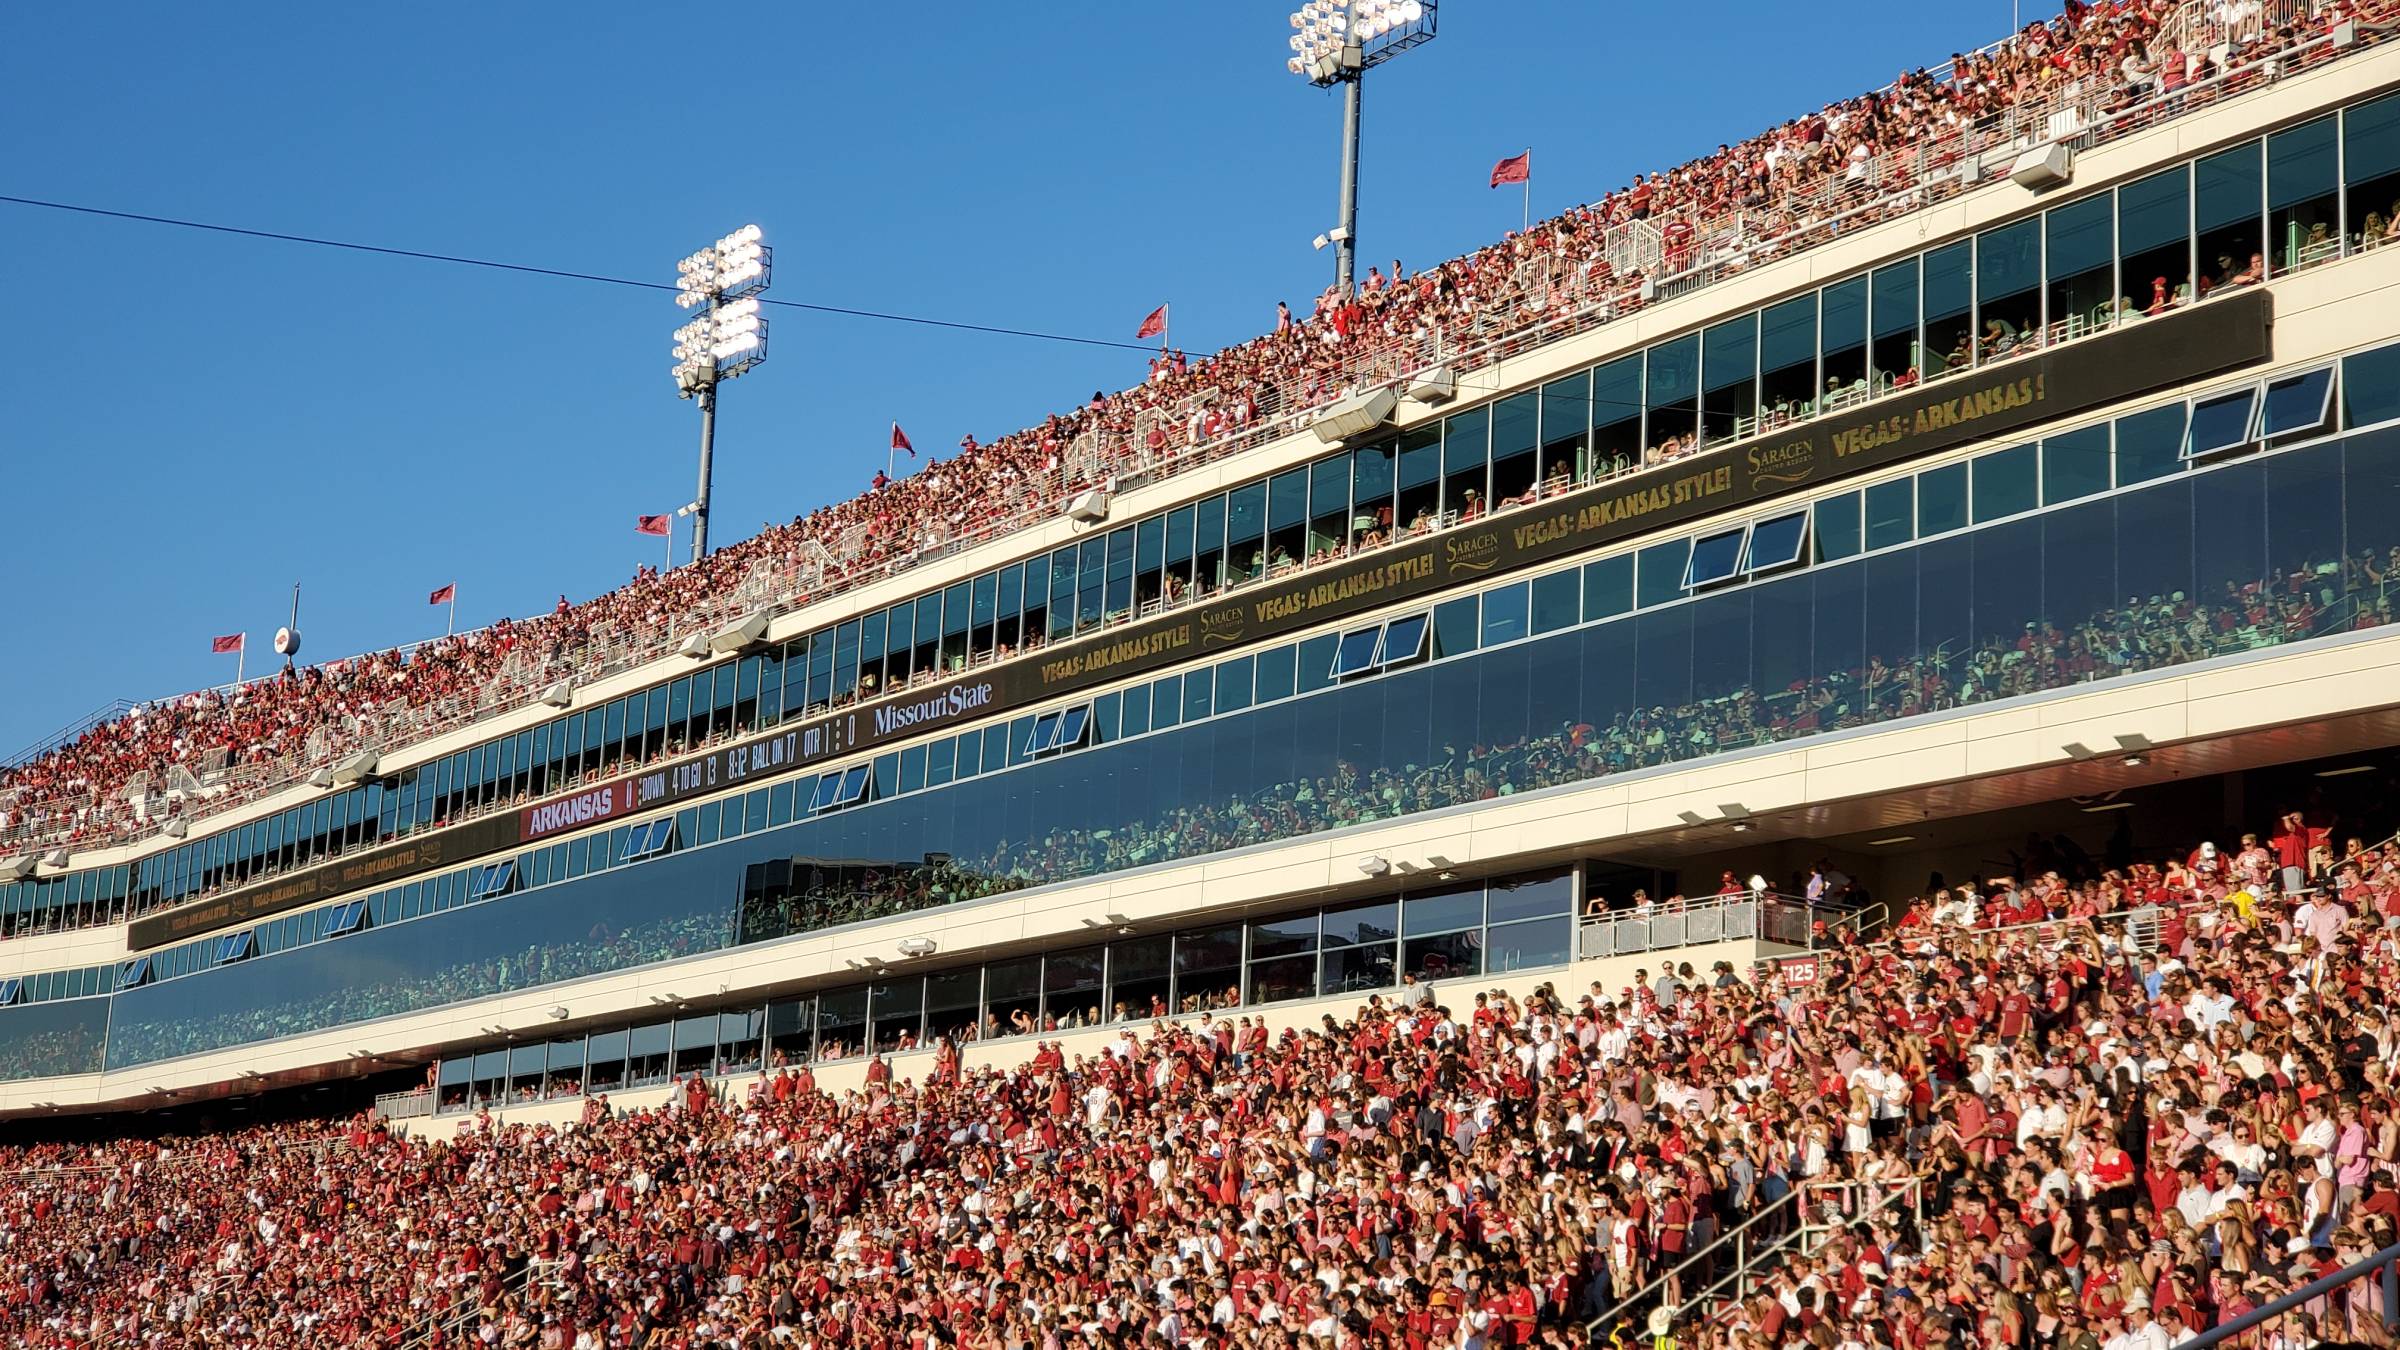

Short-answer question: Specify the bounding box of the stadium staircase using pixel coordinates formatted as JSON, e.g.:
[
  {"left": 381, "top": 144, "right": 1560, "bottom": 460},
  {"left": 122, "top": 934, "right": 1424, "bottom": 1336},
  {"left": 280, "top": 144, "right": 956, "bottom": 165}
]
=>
[{"left": 394, "top": 1257, "right": 565, "bottom": 1350}]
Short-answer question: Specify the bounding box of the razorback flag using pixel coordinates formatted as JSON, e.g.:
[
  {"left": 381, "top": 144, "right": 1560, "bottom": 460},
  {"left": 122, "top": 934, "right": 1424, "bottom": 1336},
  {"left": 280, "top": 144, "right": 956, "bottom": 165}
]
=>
[
  {"left": 211, "top": 633, "right": 245, "bottom": 654},
  {"left": 1490, "top": 152, "right": 1531, "bottom": 188},
  {"left": 1135, "top": 304, "right": 1168, "bottom": 340},
  {"left": 636, "top": 514, "right": 671, "bottom": 537},
  {"left": 427, "top": 583, "right": 456, "bottom": 606},
  {"left": 891, "top": 423, "right": 915, "bottom": 457}
]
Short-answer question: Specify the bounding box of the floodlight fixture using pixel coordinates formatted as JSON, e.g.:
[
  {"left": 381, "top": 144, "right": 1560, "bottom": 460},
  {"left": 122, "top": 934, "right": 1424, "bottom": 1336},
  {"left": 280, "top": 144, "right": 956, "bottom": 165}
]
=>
[
  {"left": 666, "top": 224, "right": 772, "bottom": 566},
  {"left": 1281, "top": 1, "right": 1437, "bottom": 296}
]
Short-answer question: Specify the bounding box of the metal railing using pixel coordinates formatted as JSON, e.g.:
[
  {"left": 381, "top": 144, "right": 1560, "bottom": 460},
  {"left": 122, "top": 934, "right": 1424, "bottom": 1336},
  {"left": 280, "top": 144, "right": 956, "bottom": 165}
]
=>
[
  {"left": 1588, "top": 1176, "right": 1924, "bottom": 1337},
  {"left": 1574, "top": 893, "right": 1824, "bottom": 961},
  {"left": 5, "top": 2, "right": 2389, "bottom": 867},
  {"left": 395, "top": 1257, "right": 566, "bottom": 1350}
]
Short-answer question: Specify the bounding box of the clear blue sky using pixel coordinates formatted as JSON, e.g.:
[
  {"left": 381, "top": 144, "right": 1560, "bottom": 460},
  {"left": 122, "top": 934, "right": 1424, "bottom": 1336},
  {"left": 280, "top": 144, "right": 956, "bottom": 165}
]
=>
[{"left": 0, "top": 1, "right": 2019, "bottom": 759}]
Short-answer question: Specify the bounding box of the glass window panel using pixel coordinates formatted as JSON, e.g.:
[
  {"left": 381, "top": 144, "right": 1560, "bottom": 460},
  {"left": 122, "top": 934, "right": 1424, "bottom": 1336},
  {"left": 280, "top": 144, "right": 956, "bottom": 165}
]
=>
[
  {"left": 1974, "top": 218, "right": 2042, "bottom": 354},
  {"left": 2045, "top": 193, "right": 2117, "bottom": 335},
  {"left": 1814, "top": 492, "right": 1861, "bottom": 562},
  {"left": 1700, "top": 313, "right": 1758, "bottom": 444},
  {"left": 2117, "top": 403, "right": 2190, "bottom": 485},
  {"left": 1583, "top": 554, "right": 1633, "bottom": 620},
  {"left": 1295, "top": 634, "right": 1339, "bottom": 693},
  {"left": 1644, "top": 334, "right": 1699, "bottom": 456},
  {"left": 1683, "top": 526, "right": 1747, "bottom": 587},
  {"left": 1486, "top": 871, "right": 1573, "bottom": 925},
  {"left": 2346, "top": 92, "right": 2400, "bottom": 254},
  {"left": 1403, "top": 882, "right": 1482, "bottom": 936},
  {"left": 1917, "top": 462, "right": 1967, "bottom": 536},
  {"left": 2345, "top": 343, "right": 2400, "bottom": 428},
  {"left": 1382, "top": 613, "right": 1430, "bottom": 665},
  {"left": 2261, "top": 368, "right": 2335, "bottom": 439},
  {"left": 1589, "top": 353, "right": 1645, "bottom": 478},
  {"left": 2119, "top": 164, "right": 2193, "bottom": 312},
  {"left": 2042, "top": 424, "right": 2112, "bottom": 504},
  {"left": 1745, "top": 511, "right": 1809, "bottom": 571},
  {"left": 1254, "top": 643, "right": 1297, "bottom": 702},
  {"left": 2195, "top": 142, "right": 2264, "bottom": 297},
  {"left": 1484, "top": 916, "right": 1572, "bottom": 975},
  {"left": 1869, "top": 258, "right": 1922, "bottom": 388},
  {"left": 1821, "top": 276, "right": 1868, "bottom": 396},
  {"left": 1635, "top": 538, "right": 1690, "bottom": 608},
  {"left": 1490, "top": 391, "right": 1541, "bottom": 504},
  {"left": 1442, "top": 405, "right": 1490, "bottom": 518},
  {"left": 1972, "top": 443, "right": 2039, "bottom": 522},
  {"left": 1530, "top": 570, "right": 1579, "bottom": 634},
  {"left": 1479, "top": 582, "right": 1529, "bottom": 645},
  {"left": 2184, "top": 389, "right": 2259, "bottom": 458},
  {"left": 1401, "top": 930, "right": 1483, "bottom": 983},
  {"left": 1214, "top": 655, "right": 1254, "bottom": 713},
  {"left": 1864, "top": 478, "right": 1914, "bottom": 550},
  {"left": 2266, "top": 116, "right": 2339, "bottom": 277},
  {"left": 1539, "top": 376, "right": 1589, "bottom": 484},
  {"left": 1247, "top": 913, "right": 1318, "bottom": 959},
  {"left": 1759, "top": 293, "right": 1819, "bottom": 422},
  {"left": 1432, "top": 596, "right": 1478, "bottom": 658},
  {"left": 1334, "top": 626, "right": 1381, "bottom": 678},
  {"left": 1923, "top": 241, "right": 1974, "bottom": 376}
]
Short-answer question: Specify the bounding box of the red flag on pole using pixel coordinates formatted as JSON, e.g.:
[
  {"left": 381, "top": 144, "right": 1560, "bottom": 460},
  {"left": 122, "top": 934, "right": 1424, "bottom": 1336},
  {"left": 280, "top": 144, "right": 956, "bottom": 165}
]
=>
[
  {"left": 1489, "top": 152, "right": 1531, "bottom": 188},
  {"left": 211, "top": 633, "right": 245, "bottom": 654},
  {"left": 427, "top": 583, "right": 456, "bottom": 606},
  {"left": 890, "top": 423, "right": 915, "bottom": 457},
  {"left": 635, "top": 514, "right": 672, "bottom": 537},
  {"left": 1135, "top": 304, "right": 1168, "bottom": 340}
]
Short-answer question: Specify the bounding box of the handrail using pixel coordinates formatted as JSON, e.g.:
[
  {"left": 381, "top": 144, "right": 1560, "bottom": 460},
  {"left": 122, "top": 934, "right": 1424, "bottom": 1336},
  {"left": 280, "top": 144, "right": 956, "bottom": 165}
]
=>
[
  {"left": 395, "top": 1256, "right": 565, "bottom": 1350},
  {"left": 1587, "top": 1185, "right": 1805, "bottom": 1335},
  {"left": 2182, "top": 1239, "right": 2400, "bottom": 1350}
]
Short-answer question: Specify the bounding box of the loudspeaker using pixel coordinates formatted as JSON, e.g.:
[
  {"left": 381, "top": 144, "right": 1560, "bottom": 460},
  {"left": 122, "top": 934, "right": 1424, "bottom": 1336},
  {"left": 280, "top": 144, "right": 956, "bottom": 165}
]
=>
[
  {"left": 1311, "top": 386, "right": 1399, "bottom": 444},
  {"left": 2009, "top": 143, "right": 2074, "bottom": 191},
  {"left": 1067, "top": 489, "right": 1112, "bottom": 524}
]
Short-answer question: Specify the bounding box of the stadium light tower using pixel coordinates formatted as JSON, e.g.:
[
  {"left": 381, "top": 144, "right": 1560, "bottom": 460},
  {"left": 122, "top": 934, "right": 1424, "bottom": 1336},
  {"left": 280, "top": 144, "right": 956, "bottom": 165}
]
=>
[
  {"left": 1286, "top": 0, "right": 1436, "bottom": 296},
  {"left": 669, "top": 224, "right": 771, "bottom": 566}
]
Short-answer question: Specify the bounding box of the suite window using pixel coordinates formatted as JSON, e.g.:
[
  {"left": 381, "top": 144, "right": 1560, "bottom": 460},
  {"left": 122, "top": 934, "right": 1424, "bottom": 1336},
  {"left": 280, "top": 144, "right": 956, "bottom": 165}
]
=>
[
  {"left": 1266, "top": 468, "right": 1309, "bottom": 571},
  {"left": 2119, "top": 165, "right": 2193, "bottom": 310},
  {"left": 1869, "top": 258, "right": 1922, "bottom": 389},
  {"left": 214, "top": 930, "right": 253, "bottom": 965},
  {"left": 1351, "top": 441, "right": 1396, "bottom": 544},
  {"left": 0, "top": 978, "right": 20, "bottom": 1006},
  {"left": 1539, "top": 374, "right": 1590, "bottom": 483},
  {"left": 1636, "top": 538, "right": 1691, "bottom": 608},
  {"left": 2267, "top": 117, "right": 2339, "bottom": 276},
  {"left": 1432, "top": 597, "right": 1479, "bottom": 659},
  {"left": 1308, "top": 455, "right": 1351, "bottom": 556},
  {"left": 1480, "top": 582, "right": 1530, "bottom": 645},
  {"left": 2260, "top": 368, "right": 2336, "bottom": 441},
  {"left": 1589, "top": 354, "right": 1645, "bottom": 478},
  {"left": 1974, "top": 218, "right": 2042, "bottom": 355},
  {"left": 1255, "top": 644, "right": 1297, "bottom": 703},
  {"left": 1190, "top": 496, "right": 1227, "bottom": 595},
  {"left": 1109, "top": 936, "right": 1173, "bottom": 1022},
  {"left": 1214, "top": 656, "right": 1254, "bottom": 714},
  {"left": 2115, "top": 403, "right": 2190, "bottom": 486},
  {"left": 467, "top": 859, "right": 516, "bottom": 900},
  {"left": 1682, "top": 525, "right": 1748, "bottom": 589},
  {"left": 1442, "top": 406, "right": 1491, "bottom": 519},
  {"left": 1821, "top": 277, "right": 1868, "bottom": 398},
  {"left": 1972, "top": 444, "right": 2039, "bottom": 523},
  {"left": 1583, "top": 553, "right": 1634, "bottom": 620},
  {"left": 1813, "top": 492, "right": 1862, "bottom": 562},
  {"left": 1744, "top": 511, "right": 1809, "bottom": 573},
  {"left": 2345, "top": 92, "right": 2400, "bottom": 253},
  {"left": 1395, "top": 424, "right": 1442, "bottom": 534},
  {"left": 1922, "top": 241, "right": 1974, "bottom": 375},
  {"left": 2042, "top": 424, "right": 2112, "bottom": 504},
  {"left": 2183, "top": 387, "right": 2260, "bottom": 460},
  {"left": 1490, "top": 391, "right": 1541, "bottom": 504},
  {"left": 618, "top": 818, "right": 676, "bottom": 863},
  {"left": 2195, "top": 142, "right": 2264, "bottom": 296},
  {"left": 1757, "top": 293, "right": 1819, "bottom": 422},
  {"left": 1700, "top": 313, "right": 1759, "bottom": 444},
  {"left": 1916, "top": 463, "right": 1968, "bottom": 536},
  {"left": 1863, "top": 479, "right": 1914, "bottom": 551},
  {"left": 1225, "top": 481, "right": 1267, "bottom": 580},
  {"left": 2045, "top": 193, "right": 2116, "bottom": 335},
  {"left": 1530, "top": 569, "right": 1579, "bottom": 634},
  {"left": 118, "top": 956, "right": 151, "bottom": 990},
  {"left": 1644, "top": 335, "right": 1699, "bottom": 456}
]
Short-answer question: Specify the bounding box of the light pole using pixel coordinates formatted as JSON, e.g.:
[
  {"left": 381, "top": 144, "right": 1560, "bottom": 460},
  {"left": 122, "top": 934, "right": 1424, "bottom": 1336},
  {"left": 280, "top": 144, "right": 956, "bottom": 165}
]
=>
[
  {"left": 670, "top": 224, "right": 772, "bottom": 566},
  {"left": 1286, "top": 0, "right": 1436, "bottom": 296}
]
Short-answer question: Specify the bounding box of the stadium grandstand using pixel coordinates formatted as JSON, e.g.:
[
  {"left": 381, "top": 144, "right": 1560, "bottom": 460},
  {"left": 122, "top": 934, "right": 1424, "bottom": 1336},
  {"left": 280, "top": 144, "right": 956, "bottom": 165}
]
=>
[{"left": 15, "top": 0, "right": 2400, "bottom": 1347}]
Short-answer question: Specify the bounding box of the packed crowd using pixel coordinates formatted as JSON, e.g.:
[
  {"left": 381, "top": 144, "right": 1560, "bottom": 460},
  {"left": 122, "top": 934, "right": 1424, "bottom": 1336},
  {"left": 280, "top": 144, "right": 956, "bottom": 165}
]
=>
[
  {"left": 16, "top": 0, "right": 2338, "bottom": 869},
  {"left": 5, "top": 799, "right": 2399, "bottom": 1350}
]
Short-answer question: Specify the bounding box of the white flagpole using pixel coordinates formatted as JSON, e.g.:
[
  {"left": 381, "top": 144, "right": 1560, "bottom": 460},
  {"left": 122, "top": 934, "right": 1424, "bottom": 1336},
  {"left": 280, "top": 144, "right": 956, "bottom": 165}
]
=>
[
  {"left": 235, "top": 636, "right": 245, "bottom": 689},
  {"left": 1522, "top": 148, "right": 1532, "bottom": 232},
  {"left": 447, "top": 592, "right": 457, "bottom": 638}
]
